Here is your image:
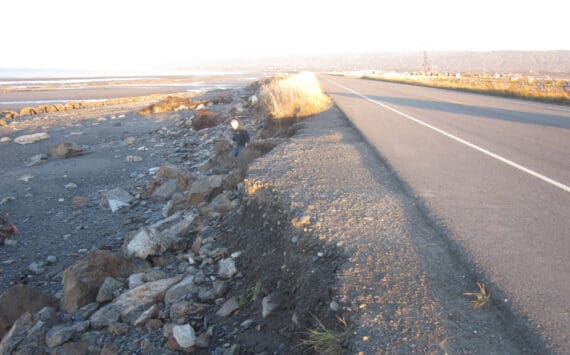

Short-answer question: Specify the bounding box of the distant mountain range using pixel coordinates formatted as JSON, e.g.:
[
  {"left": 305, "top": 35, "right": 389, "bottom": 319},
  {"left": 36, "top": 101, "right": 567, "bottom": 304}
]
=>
[{"left": 191, "top": 51, "right": 570, "bottom": 77}]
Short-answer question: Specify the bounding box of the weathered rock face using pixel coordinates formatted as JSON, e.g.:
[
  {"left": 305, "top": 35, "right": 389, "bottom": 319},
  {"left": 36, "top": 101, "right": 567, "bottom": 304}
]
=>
[
  {"left": 63, "top": 249, "right": 147, "bottom": 312},
  {"left": 90, "top": 276, "right": 182, "bottom": 325},
  {"left": 49, "top": 142, "right": 84, "bottom": 158},
  {"left": 192, "top": 110, "right": 224, "bottom": 131},
  {"left": 0, "top": 285, "right": 57, "bottom": 339}
]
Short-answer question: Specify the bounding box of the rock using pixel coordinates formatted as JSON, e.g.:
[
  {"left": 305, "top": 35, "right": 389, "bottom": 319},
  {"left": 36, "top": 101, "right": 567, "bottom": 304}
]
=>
[
  {"left": 151, "top": 179, "right": 180, "bottom": 201},
  {"left": 108, "top": 322, "right": 129, "bottom": 336},
  {"left": 36, "top": 307, "right": 57, "bottom": 322},
  {"left": 126, "top": 155, "right": 143, "bottom": 162},
  {"left": 132, "top": 304, "right": 158, "bottom": 327},
  {"left": 249, "top": 95, "right": 259, "bottom": 106},
  {"left": 77, "top": 302, "right": 100, "bottom": 320},
  {"left": 0, "top": 285, "right": 56, "bottom": 339},
  {"left": 65, "top": 183, "right": 78, "bottom": 189},
  {"left": 169, "top": 301, "right": 207, "bottom": 322},
  {"left": 192, "top": 110, "right": 223, "bottom": 131},
  {"left": 89, "top": 304, "right": 121, "bottom": 329},
  {"left": 187, "top": 175, "right": 223, "bottom": 206},
  {"left": 124, "top": 137, "right": 137, "bottom": 145},
  {"left": 214, "top": 140, "right": 236, "bottom": 169},
  {"left": 45, "top": 321, "right": 89, "bottom": 348},
  {"left": 96, "top": 277, "right": 124, "bottom": 303},
  {"left": 100, "top": 188, "right": 133, "bottom": 212},
  {"left": 195, "top": 333, "right": 210, "bottom": 348},
  {"left": 208, "top": 192, "right": 233, "bottom": 213},
  {"left": 0, "top": 137, "right": 11, "bottom": 143},
  {"left": 46, "top": 255, "right": 58, "bottom": 265},
  {"left": 218, "top": 258, "right": 237, "bottom": 279},
  {"left": 0, "top": 196, "right": 15, "bottom": 205},
  {"left": 51, "top": 340, "right": 91, "bottom": 355},
  {"left": 262, "top": 293, "right": 283, "bottom": 318},
  {"left": 164, "top": 275, "right": 197, "bottom": 304},
  {"left": 91, "top": 276, "right": 182, "bottom": 324},
  {"left": 28, "top": 154, "right": 49, "bottom": 166},
  {"left": 72, "top": 196, "right": 90, "bottom": 209},
  {"left": 143, "top": 268, "right": 167, "bottom": 282},
  {"left": 49, "top": 142, "right": 84, "bottom": 158},
  {"left": 18, "top": 174, "right": 34, "bottom": 183},
  {"left": 63, "top": 249, "right": 146, "bottom": 312},
  {"left": 124, "top": 213, "right": 198, "bottom": 259},
  {"left": 28, "top": 262, "right": 46, "bottom": 275},
  {"left": 0, "top": 312, "right": 34, "bottom": 354},
  {"left": 14, "top": 132, "right": 50, "bottom": 144},
  {"left": 292, "top": 215, "right": 311, "bottom": 228},
  {"left": 173, "top": 324, "right": 196, "bottom": 348},
  {"left": 216, "top": 296, "right": 239, "bottom": 317},
  {"left": 128, "top": 273, "right": 145, "bottom": 289}
]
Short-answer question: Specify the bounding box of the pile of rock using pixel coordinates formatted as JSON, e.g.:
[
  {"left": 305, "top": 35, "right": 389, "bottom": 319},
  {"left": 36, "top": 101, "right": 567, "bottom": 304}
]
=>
[{"left": 0, "top": 87, "right": 285, "bottom": 353}]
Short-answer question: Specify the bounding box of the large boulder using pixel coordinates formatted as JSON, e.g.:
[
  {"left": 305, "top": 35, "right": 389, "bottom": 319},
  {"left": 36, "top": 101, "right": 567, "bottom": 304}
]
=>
[
  {"left": 187, "top": 175, "right": 223, "bottom": 206},
  {"left": 123, "top": 212, "right": 198, "bottom": 259},
  {"left": 191, "top": 110, "right": 224, "bottom": 131},
  {"left": 90, "top": 276, "right": 182, "bottom": 325},
  {"left": 62, "top": 249, "right": 148, "bottom": 312},
  {"left": 0, "top": 285, "right": 56, "bottom": 339}
]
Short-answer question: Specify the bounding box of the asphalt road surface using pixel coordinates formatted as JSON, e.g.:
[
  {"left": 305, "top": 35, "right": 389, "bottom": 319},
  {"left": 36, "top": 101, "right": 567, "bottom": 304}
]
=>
[{"left": 320, "top": 75, "right": 570, "bottom": 352}]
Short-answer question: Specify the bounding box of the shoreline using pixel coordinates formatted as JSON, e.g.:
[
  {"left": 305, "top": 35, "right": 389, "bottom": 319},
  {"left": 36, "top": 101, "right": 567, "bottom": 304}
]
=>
[{"left": 0, "top": 74, "right": 261, "bottom": 111}]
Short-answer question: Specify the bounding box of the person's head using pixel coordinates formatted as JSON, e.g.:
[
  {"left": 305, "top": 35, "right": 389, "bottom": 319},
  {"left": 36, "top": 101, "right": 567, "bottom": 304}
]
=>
[{"left": 230, "top": 119, "right": 240, "bottom": 130}]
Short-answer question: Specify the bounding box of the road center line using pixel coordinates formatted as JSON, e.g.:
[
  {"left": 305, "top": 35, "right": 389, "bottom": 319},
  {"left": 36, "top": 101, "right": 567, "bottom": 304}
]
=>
[{"left": 327, "top": 78, "right": 570, "bottom": 193}]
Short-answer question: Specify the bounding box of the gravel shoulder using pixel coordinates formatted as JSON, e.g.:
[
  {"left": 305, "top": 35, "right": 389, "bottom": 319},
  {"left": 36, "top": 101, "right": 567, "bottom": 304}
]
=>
[{"left": 245, "top": 106, "right": 547, "bottom": 353}]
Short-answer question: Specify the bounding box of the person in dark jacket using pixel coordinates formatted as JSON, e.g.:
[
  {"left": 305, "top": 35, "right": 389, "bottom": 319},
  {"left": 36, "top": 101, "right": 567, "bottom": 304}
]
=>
[{"left": 230, "top": 118, "right": 250, "bottom": 158}]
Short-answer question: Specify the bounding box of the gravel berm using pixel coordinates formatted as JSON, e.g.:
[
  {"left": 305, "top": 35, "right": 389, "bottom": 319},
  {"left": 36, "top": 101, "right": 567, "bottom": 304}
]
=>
[{"left": 245, "top": 105, "right": 547, "bottom": 353}]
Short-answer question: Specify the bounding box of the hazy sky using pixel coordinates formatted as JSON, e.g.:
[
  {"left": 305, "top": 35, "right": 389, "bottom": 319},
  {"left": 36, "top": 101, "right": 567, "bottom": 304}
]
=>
[{"left": 2, "top": 0, "right": 569, "bottom": 69}]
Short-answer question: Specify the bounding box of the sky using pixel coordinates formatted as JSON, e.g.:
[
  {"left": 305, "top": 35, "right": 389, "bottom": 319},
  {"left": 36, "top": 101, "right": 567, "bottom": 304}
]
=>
[{"left": 2, "top": 0, "right": 569, "bottom": 70}]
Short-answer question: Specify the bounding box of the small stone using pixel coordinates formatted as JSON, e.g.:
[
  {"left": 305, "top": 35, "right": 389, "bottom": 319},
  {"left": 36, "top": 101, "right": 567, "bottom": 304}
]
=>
[
  {"left": 18, "top": 175, "right": 34, "bottom": 183},
  {"left": 36, "top": 306, "right": 57, "bottom": 322},
  {"left": 0, "top": 196, "right": 16, "bottom": 205},
  {"left": 49, "top": 142, "right": 84, "bottom": 158},
  {"left": 0, "top": 137, "right": 11, "bottom": 143},
  {"left": 126, "top": 155, "right": 143, "bottom": 162},
  {"left": 72, "top": 196, "right": 90, "bottom": 209},
  {"left": 28, "top": 262, "right": 46, "bottom": 275},
  {"left": 28, "top": 154, "right": 48, "bottom": 166},
  {"left": 124, "top": 137, "right": 137, "bottom": 145},
  {"left": 216, "top": 296, "right": 239, "bottom": 317},
  {"left": 195, "top": 333, "right": 210, "bottom": 348},
  {"left": 65, "top": 183, "right": 78, "bottom": 189},
  {"left": 329, "top": 301, "right": 340, "bottom": 312},
  {"left": 262, "top": 293, "right": 282, "bottom": 318},
  {"left": 173, "top": 324, "right": 196, "bottom": 348},
  {"left": 217, "top": 258, "right": 237, "bottom": 279},
  {"left": 46, "top": 256, "right": 58, "bottom": 265}
]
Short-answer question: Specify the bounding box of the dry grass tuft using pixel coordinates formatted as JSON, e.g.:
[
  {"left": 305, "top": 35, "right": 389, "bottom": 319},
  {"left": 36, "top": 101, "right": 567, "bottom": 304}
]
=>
[
  {"left": 300, "top": 316, "right": 349, "bottom": 354},
  {"left": 260, "top": 72, "right": 332, "bottom": 119},
  {"left": 464, "top": 282, "right": 492, "bottom": 308}
]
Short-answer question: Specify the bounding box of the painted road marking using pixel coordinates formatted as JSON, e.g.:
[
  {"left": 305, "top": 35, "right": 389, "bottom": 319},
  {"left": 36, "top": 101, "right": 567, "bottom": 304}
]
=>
[{"left": 327, "top": 79, "right": 570, "bottom": 193}]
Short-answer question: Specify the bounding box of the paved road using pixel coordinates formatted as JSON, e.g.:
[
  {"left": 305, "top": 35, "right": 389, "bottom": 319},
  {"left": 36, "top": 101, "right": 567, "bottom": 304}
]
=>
[{"left": 320, "top": 75, "right": 570, "bottom": 352}]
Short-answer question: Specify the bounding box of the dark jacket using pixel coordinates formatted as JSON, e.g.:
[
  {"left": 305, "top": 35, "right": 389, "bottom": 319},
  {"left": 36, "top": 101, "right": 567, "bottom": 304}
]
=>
[{"left": 231, "top": 128, "right": 250, "bottom": 147}]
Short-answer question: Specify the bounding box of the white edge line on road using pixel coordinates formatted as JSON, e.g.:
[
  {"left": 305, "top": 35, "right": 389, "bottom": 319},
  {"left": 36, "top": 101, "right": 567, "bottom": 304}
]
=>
[{"left": 327, "top": 78, "right": 570, "bottom": 193}]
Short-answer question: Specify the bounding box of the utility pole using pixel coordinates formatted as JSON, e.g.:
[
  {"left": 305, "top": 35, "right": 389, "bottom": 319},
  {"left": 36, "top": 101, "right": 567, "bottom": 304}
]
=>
[{"left": 423, "top": 50, "right": 431, "bottom": 74}]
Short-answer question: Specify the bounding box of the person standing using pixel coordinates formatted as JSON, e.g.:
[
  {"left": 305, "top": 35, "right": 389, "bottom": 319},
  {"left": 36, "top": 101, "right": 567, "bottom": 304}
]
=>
[{"left": 230, "top": 118, "right": 250, "bottom": 158}]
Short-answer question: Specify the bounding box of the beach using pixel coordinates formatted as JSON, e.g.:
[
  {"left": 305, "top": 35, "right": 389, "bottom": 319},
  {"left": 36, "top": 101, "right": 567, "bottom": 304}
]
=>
[{"left": 0, "top": 73, "right": 261, "bottom": 111}]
